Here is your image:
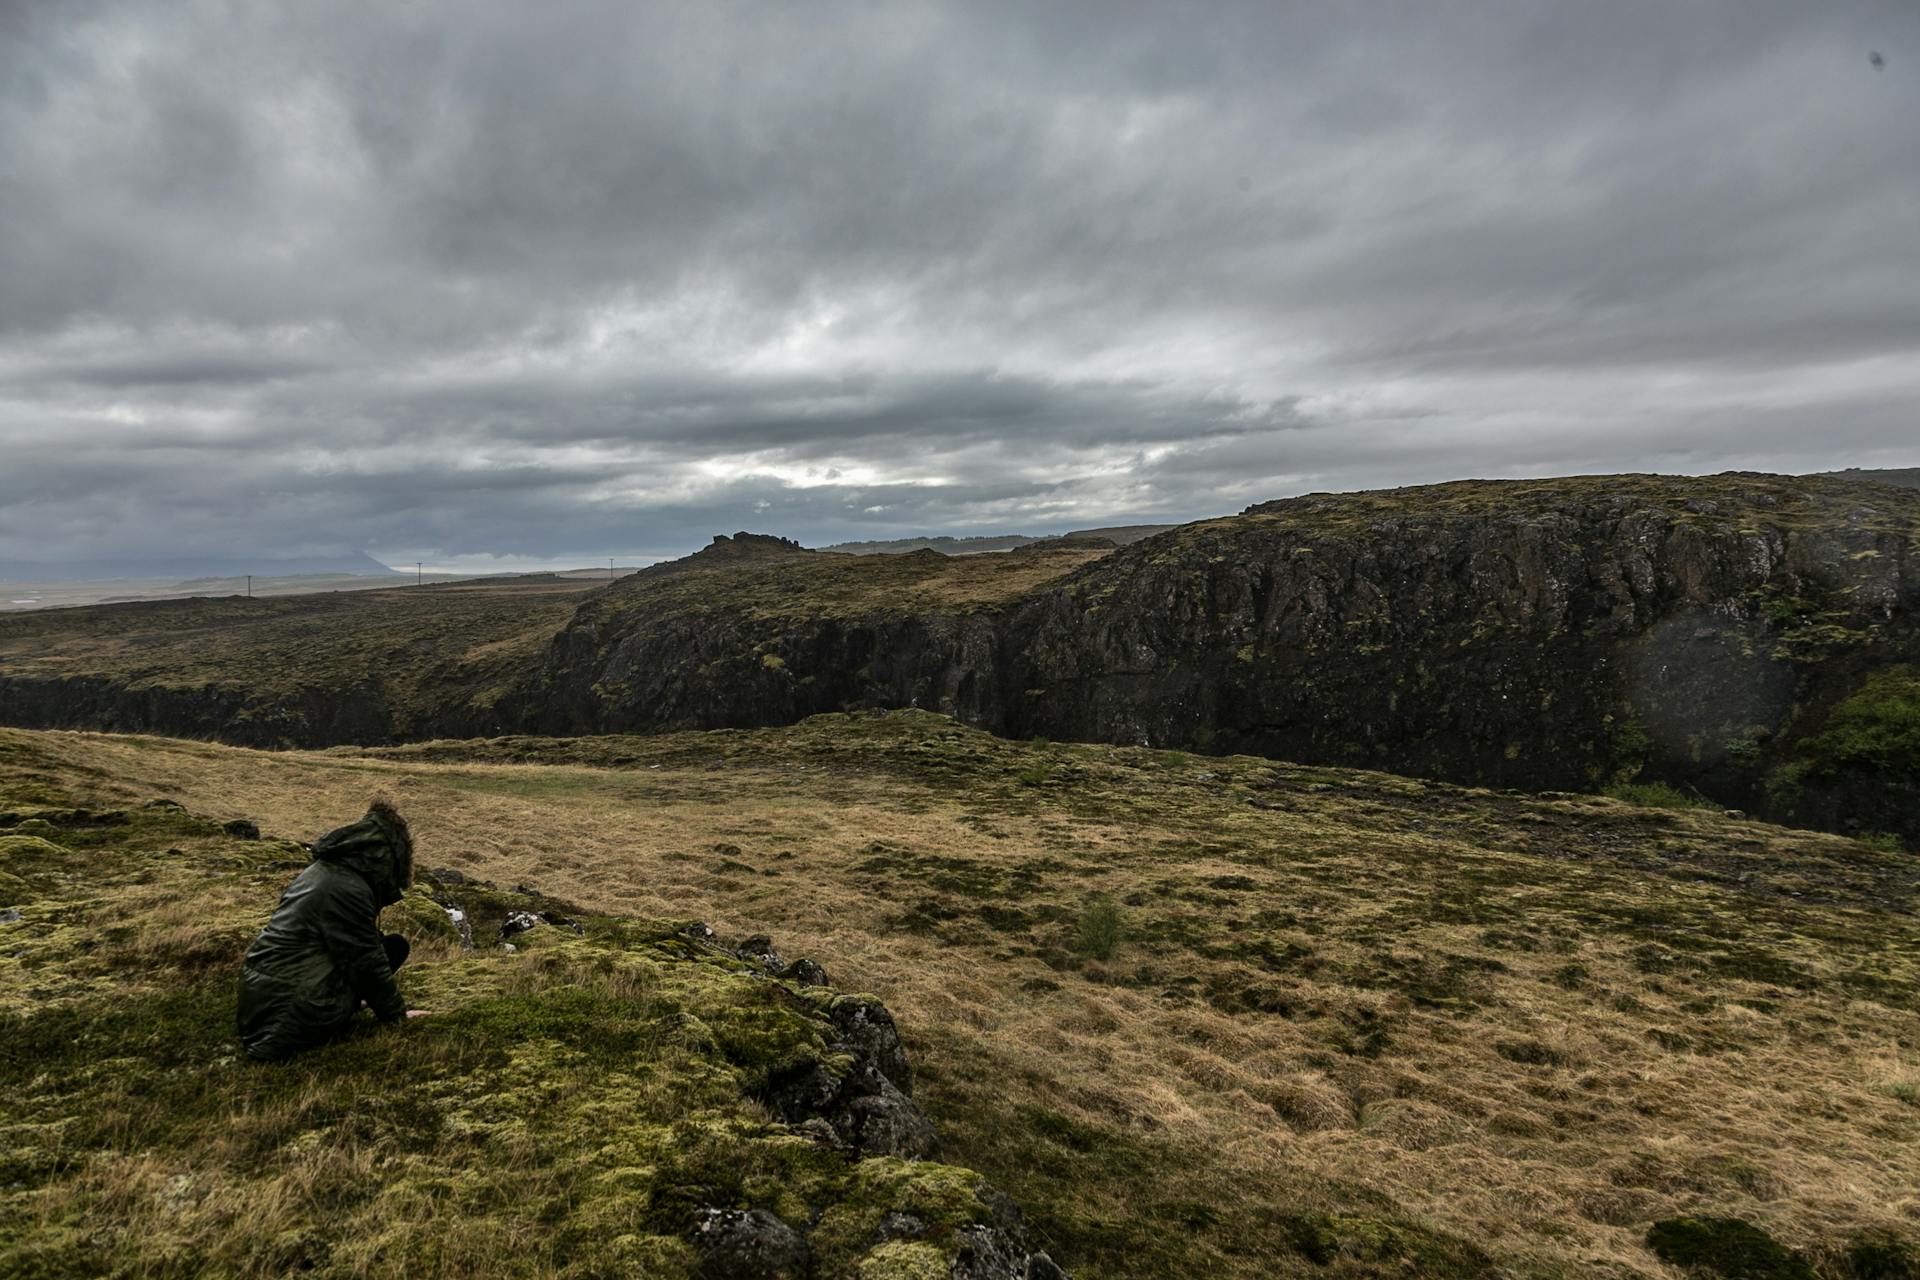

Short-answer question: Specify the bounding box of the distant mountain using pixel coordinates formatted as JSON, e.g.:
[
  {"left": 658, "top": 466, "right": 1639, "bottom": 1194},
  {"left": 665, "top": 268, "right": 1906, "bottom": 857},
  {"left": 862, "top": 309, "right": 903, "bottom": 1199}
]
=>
[
  {"left": 820, "top": 523, "right": 1177, "bottom": 555},
  {"left": 1820, "top": 467, "right": 1920, "bottom": 490},
  {"left": 0, "top": 551, "right": 397, "bottom": 583}
]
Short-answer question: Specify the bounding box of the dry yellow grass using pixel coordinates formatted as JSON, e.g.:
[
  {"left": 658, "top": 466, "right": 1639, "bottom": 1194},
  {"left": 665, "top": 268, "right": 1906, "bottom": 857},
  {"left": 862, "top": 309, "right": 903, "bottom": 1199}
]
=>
[{"left": 6, "top": 712, "right": 1918, "bottom": 1278}]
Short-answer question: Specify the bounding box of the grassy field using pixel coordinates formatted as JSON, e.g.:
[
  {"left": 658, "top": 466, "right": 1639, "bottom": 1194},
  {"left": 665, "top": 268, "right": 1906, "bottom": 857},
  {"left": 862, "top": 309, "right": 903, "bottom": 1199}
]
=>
[
  {"left": 4, "top": 712, "right": 1915, "bottom": 1277},
  {"left": 0, "top": 723, "right": 1050, "bottom": 1279}
]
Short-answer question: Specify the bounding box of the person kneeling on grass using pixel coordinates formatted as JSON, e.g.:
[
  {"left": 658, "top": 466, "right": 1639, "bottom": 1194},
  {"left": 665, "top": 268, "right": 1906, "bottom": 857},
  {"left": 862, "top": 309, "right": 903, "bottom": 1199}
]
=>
[{"left": 237, "top": 799, "right": 427, "bottom": 1061}]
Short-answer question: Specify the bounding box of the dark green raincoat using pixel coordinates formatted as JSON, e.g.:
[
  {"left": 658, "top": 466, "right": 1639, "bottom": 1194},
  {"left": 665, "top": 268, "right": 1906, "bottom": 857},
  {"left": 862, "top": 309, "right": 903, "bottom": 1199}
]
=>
[{"left": 236, "top": 803, "right": 415, "bottom": 1061}]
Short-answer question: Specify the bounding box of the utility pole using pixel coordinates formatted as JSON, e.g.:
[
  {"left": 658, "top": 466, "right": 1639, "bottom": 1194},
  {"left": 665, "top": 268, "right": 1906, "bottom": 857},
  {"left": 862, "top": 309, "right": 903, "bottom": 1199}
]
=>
[
  {"left": 416, "top": 562, "right": 423, "bottom": 587},
  {"left": 245, "top": 574, "right": 252, "bottom": 599},
  {"left": 609, "top": 556, "right": 615, "bottom": 581}
]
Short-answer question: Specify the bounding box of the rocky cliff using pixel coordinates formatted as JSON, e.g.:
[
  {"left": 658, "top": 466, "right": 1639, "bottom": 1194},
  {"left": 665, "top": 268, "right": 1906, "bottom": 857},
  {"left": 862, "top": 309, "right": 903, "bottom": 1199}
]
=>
[
  {"left": 1008, "top": 473, "right": 1920, "bottom": 840},
  {"left": 521, "top": 475, "right": 1920, "bottom": 841},
  {"left": 497, "top": 536, "right": 1092, "bottom": 736},
  {"left": 4, "top": 475, "right": 1917, "bottom": 841}
]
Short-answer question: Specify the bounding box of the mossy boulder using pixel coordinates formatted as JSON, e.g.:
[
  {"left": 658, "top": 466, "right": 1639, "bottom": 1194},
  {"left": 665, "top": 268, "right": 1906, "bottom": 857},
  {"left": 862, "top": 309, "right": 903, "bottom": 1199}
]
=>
[
  {"left": 0, "top": 834, "right": 66, "bottom": 883},
  {"left": 384, "top": 885, "right": 467, "bottom": 945},
  {"left": 856, "top": 1239, "right": 950, "bottom": 1279},
  {"left": 0, "top": 834, "right": 64, "bottom": 859}
]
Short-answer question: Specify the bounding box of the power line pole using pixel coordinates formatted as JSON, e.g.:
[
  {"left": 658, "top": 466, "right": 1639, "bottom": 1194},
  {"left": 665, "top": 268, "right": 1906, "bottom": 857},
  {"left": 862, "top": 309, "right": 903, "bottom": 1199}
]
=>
[
  {"left": 608, "top": 556, "right": 615, "bottom": 581},
  {"left": 245, "top": 574, "right": 252, "bottom": 598},
  {"left": 416, "top": 562, "right": 423, "bottom": 587}
]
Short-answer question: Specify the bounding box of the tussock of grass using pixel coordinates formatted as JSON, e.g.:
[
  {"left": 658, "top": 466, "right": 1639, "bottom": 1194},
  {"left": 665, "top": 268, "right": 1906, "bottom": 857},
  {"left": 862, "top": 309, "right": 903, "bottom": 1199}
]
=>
[
  {"left": 1073, "top": 897, "right": 1123, "bottom": 960},
  {"left": 5, "top": 711, "right": 1918, "bottom": 1278}
]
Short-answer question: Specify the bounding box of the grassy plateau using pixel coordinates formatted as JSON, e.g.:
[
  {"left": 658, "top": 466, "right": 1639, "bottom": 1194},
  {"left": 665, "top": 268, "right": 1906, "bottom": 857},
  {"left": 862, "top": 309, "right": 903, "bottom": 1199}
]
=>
[
  {"left": 3, "top": 711, "right": 1915, "bottom": 1277},
  {"left": 0, "top": 577, "right": 599, "bottom": 725}
]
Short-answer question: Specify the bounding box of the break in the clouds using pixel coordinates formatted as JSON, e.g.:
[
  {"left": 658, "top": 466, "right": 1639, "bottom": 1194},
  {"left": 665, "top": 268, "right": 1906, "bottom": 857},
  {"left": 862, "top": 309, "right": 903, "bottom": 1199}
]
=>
[{"left": 2, "top": 0, "right": 1916, "bottom": 569}]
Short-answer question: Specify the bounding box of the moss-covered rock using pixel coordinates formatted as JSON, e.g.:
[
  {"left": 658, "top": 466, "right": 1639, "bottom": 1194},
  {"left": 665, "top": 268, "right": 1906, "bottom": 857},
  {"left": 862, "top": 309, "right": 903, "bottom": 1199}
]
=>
[{"left": 384, "top": 884, "right": 467, "bottom": 945}]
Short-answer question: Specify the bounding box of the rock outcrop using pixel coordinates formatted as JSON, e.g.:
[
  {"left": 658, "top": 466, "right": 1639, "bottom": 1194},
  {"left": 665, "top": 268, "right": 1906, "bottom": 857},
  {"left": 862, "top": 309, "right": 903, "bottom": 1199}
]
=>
[
  {"left": 1009, "top": 474, "right": 1920, "bottom": 838},
  {"left": 515, "top": 474, "right": 1920, "bottom": 841}
]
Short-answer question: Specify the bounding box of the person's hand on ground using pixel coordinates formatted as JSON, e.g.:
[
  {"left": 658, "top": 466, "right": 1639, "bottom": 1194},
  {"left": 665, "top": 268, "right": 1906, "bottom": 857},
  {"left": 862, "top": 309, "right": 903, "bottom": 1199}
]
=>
[{"left": 405, "top": 1009, "right": 429, "bottom": 1019}]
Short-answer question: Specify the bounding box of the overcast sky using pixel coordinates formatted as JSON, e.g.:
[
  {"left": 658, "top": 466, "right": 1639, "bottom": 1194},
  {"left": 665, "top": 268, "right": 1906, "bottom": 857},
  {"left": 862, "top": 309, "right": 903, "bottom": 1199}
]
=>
[{"left": 2, "top": 1, "right": 1915, "bottom": 571}]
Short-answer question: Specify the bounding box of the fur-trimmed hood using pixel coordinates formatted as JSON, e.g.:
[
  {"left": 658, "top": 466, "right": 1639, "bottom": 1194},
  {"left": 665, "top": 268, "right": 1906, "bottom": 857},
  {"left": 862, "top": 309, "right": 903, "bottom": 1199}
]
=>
[{"left": 310, "top": 800, "right": 414, "bottom": 907}]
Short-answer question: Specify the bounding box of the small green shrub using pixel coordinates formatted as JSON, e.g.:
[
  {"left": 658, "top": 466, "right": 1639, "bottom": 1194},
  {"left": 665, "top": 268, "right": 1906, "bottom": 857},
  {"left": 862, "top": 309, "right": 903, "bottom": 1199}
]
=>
[
  {"left": 1862, "top": 832, "right": 1906, "bottom": 854},
  {"left": 1074, "top": 896, "right": 1123, "bottom": 959},
  {"left": 1801, "top": 669, "right": 1920, "bottom": 778},
  {"left": 1015, "top": 764, "right": 1051, "bottom": 787}
]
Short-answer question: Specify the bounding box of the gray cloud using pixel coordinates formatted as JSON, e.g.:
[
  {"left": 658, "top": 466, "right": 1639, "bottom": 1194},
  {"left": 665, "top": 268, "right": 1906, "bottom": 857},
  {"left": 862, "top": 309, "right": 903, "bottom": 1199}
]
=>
[{"left": 2, "top": 0, "right": 1917, "bottom": 569}]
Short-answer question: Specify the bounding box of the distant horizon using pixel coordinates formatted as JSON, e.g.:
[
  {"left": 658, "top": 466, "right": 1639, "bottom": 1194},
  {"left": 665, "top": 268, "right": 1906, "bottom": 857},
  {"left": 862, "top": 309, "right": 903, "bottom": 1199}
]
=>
[{"left": 6, "top": 459, "right": 1918, "bottom": 583}]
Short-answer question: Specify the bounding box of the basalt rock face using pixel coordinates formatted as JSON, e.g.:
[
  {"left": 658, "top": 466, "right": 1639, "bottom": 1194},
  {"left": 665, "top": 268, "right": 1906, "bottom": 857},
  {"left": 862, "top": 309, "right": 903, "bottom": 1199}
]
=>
[
  {"left": 516, "top": 605, "right": 1007, "bottom": 735},
  {"left": 0, "top": 673, "right": 420, "bottom": 747},
  {"left": 0, "top": 672, "right": 479, "bottom": 749},
  {"left": 503, "top": 542, "right": 1020, "bottom": 735},
  {"left": 1008, "top": 473, "right": 1920, "bottom": 838}
]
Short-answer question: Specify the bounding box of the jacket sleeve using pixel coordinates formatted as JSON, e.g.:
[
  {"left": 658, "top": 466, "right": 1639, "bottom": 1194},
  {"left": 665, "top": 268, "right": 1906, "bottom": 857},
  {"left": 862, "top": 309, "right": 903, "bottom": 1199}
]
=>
[{"left": 316, "top": 871, "right": 407, "bottom": 1023}]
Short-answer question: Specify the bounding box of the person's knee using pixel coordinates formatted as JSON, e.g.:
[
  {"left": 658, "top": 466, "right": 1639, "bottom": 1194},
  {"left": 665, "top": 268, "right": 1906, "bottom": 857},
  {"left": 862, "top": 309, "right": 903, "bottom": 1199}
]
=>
[{"left": 384, "top": 933, "right": 410, "bottom": 972}]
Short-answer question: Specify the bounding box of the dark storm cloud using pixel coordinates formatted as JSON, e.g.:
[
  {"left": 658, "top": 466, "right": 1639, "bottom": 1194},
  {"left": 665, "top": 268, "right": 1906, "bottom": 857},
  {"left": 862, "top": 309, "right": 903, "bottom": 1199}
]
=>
[{"left": 2, "top": 0, "right": 1916, "bottom": 568}]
